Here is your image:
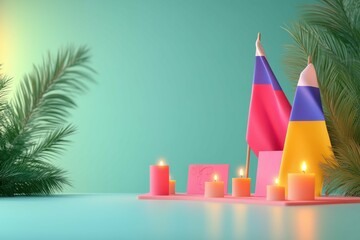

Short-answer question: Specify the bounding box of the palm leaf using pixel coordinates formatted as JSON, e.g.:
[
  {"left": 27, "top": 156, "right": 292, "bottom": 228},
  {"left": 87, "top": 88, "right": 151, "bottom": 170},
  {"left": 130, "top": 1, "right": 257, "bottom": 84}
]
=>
[
  {"left": 0, "top": 46, "right": 94, "bottom": 195},
  {"left": 27, "top": 125, "right": 76, "bottom": 162},
  {"left": 10, "top": 46, "right": 94, "bottom": 135},
  {"left": 0, "top": 68, "right": 12, "bottom": 112},
  {"left": 0, "top": 160, "right": 70, "bottom": 196}
]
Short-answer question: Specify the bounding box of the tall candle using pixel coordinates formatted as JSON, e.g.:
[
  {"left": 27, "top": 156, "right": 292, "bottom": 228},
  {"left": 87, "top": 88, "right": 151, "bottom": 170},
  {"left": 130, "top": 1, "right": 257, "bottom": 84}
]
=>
[
  {"left": 232, "top": 168, "right": 251, "bottom": 197},
  {"left": 266, "top": 178, "right": 285, "bottom": 201},
  {"left": 288, "top": 162, "right": 315, "bottom": 201},
  {"left": 205, "top": 174, "right": 224, "bottom": 198},
  {"left": 150, "top": 159, "right": 169, "bottom": 195}
]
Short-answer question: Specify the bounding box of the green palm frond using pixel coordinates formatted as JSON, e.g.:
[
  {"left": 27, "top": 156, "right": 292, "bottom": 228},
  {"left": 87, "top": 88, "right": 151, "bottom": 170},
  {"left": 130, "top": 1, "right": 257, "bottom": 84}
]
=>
[
  {"left": 0, "top": 46, "right": 94, "bottom": 196},
  {"left": 284, "top": 0, "right": 360, "bottom": 196},
  {"left": 0, "top": 160, "right": 70, "bottom": 196},
  {"left": 322, "top": 140, "right": 360, "bottom": 196},
  {"left": 27, "top": 125, "right": 76, "bottom": 162},
  {"left": 303, "top": 0, "right": 360, "bottom": 50},
  {"left": 0, "top": 68, "right": 12, "bottom": 112},
  {"left": 10, "top": 46, "right": 94, "bottom": 136}
]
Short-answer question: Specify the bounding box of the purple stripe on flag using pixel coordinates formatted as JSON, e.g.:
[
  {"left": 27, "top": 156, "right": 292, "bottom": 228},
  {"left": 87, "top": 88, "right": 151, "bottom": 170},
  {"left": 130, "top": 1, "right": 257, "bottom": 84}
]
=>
[
  {"left": 290, "top": 86, "right": 325, "bottom": 121},
  {"left": 254, "top": 56, "right": 282, "bottom": 91}
]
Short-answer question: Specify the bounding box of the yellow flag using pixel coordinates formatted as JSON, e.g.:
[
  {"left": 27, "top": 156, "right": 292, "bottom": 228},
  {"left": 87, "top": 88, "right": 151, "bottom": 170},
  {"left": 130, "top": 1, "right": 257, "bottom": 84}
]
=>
[{"left": 278, "top": 63, "right": 332, "bottom": 196}]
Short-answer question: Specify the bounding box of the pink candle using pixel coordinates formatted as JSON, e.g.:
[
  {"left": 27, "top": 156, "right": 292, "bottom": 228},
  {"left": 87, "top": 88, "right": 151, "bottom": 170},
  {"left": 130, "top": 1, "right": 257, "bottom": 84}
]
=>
[
  {"left": 150, "top": 160, "right": 169, "bottom": 195},
  {"left": 232, "top": 168, "right": 251, "bottom": 197},
  {"left": 169, "top": 179, "right": 176, "bottom": 195},
  {"left": 205, "top": 174, "right": 224, "bottom": 198},
  {"left": 288, "top": 162, "right": 315, "bottom": 201},
  {"left": 266, "top": 178, "right": 285, "bottom": 201}
]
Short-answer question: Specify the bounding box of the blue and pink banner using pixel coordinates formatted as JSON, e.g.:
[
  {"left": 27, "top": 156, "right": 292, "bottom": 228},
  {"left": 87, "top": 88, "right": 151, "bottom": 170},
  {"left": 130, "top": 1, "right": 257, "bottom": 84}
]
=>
[{"left": 246, "top": 36, "right": 291, "bottom": 157}]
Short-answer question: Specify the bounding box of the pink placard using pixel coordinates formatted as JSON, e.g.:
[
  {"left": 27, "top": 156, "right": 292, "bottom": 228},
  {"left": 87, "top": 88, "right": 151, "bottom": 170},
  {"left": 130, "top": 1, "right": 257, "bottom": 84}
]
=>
[
  {"left": 254, "top": 151, "right": 283, "bottom": 197},
  {"left": 187, "top": 164, "right": 229, "bottom": 195}
]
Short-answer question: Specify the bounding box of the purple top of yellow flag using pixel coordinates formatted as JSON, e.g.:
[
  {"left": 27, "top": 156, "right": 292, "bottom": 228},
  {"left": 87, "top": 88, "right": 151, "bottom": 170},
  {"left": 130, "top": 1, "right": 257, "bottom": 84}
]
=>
[{"left": 290, "top": 64, "right": 325, "bottom": 121}]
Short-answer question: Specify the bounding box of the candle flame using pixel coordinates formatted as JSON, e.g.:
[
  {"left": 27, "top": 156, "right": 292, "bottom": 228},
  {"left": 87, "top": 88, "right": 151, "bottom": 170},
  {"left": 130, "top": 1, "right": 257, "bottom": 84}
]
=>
[
  {"left": 275, "top": 178, "right": 279, "bottom": 185},
  {"left": 301, "top": 161, "right": 307, "bottom": 173},
  {"left": 213, "top": 174, "right": 218, "bottom": 182},
  {"left": 239, "top": 168, "right": 244, "bottom": 178},
  {"left": 159, "top": 159, "right": 165, "bottom": 166}
]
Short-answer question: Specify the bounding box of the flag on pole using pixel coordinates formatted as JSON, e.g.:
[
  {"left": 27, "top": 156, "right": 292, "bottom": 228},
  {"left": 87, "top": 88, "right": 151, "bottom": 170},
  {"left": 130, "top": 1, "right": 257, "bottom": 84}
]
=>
[
  {"left": 278, "top": 62, "right": 332, "bottom": 196},
  {"left": 246, "top": 34, "right": 291, "bottom": 157}
]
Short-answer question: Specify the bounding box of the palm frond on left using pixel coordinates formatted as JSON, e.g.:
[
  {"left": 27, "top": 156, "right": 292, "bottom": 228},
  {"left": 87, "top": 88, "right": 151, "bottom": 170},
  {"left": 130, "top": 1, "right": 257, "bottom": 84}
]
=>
[{"left": 0, "top": 46, "right": 94, "bottom": 196}]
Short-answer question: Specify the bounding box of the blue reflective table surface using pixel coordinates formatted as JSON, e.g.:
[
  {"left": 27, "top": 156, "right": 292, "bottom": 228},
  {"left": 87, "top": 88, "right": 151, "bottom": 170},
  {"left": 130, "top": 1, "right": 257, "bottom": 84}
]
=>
[{"left": 0, "top": 194, "right": 359, "bottom": 239}]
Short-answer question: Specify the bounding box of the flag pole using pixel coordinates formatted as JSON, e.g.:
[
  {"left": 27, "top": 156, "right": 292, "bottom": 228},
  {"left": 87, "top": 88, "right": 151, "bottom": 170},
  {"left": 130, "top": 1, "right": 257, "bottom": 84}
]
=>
[
  {"left": 245, "top": 145, "right": 250, "bottom": 178},
  {"left": 244, "top": 32, "right": 260, "bottom": 179},
  {"left": 308, "top": 55, "right": 312, "bottom": 64}
]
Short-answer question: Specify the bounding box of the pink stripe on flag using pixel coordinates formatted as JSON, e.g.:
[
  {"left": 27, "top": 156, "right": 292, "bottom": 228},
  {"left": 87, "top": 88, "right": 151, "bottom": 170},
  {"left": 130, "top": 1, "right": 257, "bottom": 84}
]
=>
[{"left": 246, "top": 85, "right": 291, "bottom": 156}]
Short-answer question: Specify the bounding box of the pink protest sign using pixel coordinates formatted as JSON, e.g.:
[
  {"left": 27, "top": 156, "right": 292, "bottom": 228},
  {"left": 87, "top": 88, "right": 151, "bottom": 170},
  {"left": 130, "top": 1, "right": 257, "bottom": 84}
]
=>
[
  {"left": 254, "top": 151, "right": 283, "bottom": 197},
  {"left": 187, "top": 164, "right": 229, "bottom": 195}
]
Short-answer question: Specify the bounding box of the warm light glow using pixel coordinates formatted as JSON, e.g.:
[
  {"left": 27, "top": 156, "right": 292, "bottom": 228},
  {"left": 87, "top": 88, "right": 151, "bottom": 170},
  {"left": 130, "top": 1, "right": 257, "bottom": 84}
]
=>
[
  {"left": 159, "top": 159, "right": 165, "bottom": 166},
  {"left": 275, "top": 178, "right": 279, "bottom": 185},
  {"left": 213, "top": 174, "right": 218, "bottom": 182},
  {"left": 239, "top": 168, "right": 244, "bottom": 178},
  {"left": 301, "top": 161, "right": 307, "bottom": 173}
]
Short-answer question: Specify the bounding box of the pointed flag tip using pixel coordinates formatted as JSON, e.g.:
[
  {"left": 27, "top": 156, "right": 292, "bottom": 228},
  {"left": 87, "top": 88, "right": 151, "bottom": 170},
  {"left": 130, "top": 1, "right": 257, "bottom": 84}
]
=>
[
  {"left": 255, "top": 33, "right": 265, "bottom": 56},
  {"left": 257, "top": 32, "right": 261, "bottom": 42},
  {"left": 298, "top": 63, "right": 318, "bottom": 88}
]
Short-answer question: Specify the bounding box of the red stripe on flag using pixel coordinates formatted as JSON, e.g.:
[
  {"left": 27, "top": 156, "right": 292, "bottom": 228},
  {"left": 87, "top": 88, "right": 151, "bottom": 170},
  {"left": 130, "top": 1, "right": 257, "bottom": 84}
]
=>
[{"left": 246, "top": 84, "right": 291, "bottom": 156}]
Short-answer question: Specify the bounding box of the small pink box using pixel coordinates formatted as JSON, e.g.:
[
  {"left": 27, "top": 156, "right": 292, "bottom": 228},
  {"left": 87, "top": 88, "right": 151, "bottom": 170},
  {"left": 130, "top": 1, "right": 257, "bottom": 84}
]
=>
[{"left": 187, "top": 164, "right": 229, "bottom": 195}]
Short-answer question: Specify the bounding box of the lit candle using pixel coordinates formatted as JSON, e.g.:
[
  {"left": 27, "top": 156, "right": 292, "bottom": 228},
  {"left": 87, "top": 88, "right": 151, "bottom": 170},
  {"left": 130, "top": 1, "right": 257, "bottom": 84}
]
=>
[
  {"left": 150, "top": 159, "right": 169, "bottom": 195},
  {"left": 169, "top": 175, "right": 176, "bottom": 195},
  {"left": 266, "top": 178, "right": 285, "bottom": 201},
  {"left": 232, "top": 168, "right": 251, "bottom": 197},
  {"left": 204, "top": 174, "right": 224, "bottom": 198},
  {"left": 288, "top": 162, "right": 315, "bottom": 201}
]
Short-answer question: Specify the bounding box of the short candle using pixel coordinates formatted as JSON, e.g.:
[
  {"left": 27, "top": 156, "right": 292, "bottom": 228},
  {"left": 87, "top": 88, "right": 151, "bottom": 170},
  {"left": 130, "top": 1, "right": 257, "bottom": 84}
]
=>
[
  {"left": 288, "top": 162, "right": 315, "bottom": 201},
  {"left": 169, "top": 178, "right": 176, "bottom": 195},
  {"left": 149, "top": 159, "right": 169, "bottom": 195},
  {"left": 266, "top": 178, "right": 285, "bottom": 201},
  {"left": 232, "top": 168, "right": 251, "bottom": 197},
  {"left": 204, "top": 174, "right": 224, "bottom": 198}
]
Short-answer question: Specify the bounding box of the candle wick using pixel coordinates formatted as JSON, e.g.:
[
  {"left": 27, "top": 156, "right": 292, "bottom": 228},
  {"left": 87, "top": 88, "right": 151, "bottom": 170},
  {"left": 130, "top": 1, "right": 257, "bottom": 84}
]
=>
[{"left": 302, "top": 170, "right": 305, "bottom": 174}]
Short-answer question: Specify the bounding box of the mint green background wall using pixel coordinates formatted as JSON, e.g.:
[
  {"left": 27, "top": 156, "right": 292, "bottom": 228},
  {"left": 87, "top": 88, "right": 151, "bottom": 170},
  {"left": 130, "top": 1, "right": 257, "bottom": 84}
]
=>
[{"left": 0, "top": 0, "right": 314, "bottom": 193}]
